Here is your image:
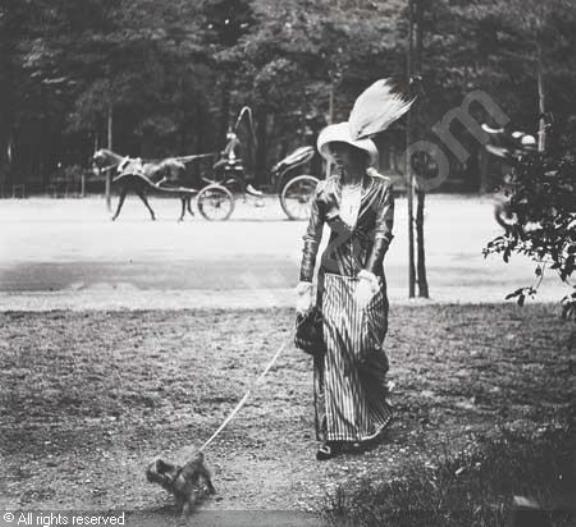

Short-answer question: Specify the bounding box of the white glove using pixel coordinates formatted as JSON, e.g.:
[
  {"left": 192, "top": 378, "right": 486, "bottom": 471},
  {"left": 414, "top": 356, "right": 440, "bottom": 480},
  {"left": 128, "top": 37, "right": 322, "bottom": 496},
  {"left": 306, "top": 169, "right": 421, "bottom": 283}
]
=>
[
  {"left": 356, "top": 270, "right": 379, "bottom": 308},
  {"left": 295, "top": 281, "right": 314, "bottom": 315}
]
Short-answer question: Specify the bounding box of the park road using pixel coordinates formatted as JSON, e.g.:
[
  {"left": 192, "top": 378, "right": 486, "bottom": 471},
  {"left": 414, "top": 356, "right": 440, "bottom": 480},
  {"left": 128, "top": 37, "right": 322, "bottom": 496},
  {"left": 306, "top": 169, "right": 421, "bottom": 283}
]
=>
[{"left": 0, "top": 194, "right": 567, "bottom": 310}]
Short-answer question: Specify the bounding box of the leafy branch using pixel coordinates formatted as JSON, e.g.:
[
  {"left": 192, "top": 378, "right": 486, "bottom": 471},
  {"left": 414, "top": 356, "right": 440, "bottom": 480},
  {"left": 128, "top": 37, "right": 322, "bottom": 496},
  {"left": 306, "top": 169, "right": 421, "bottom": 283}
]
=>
[{"left": 484, "top": 151, "right": 576, "bottom": 318}]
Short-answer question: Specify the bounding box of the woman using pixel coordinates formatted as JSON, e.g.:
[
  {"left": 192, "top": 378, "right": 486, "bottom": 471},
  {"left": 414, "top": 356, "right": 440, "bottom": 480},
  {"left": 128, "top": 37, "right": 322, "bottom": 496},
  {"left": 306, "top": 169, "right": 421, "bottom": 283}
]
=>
[{"left": 296, "top": 121, "right": 394, "bottom": 460}]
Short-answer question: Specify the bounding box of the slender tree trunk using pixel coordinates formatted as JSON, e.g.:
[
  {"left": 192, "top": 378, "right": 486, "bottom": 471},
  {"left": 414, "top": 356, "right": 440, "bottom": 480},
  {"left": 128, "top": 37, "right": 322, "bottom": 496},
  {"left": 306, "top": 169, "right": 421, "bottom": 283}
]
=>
[
  {"left": 106, "top": 104, "right": 113, "bottom": 211},
  {"left": 328, "top": 83, "right": 334, "bottom": 124},
  {"left": 38, "top": 157, "right": 44, "bottom": 193},
  {"left": 255, "top": 110, "right": 269, "bottom": 187},
  {"left": 415, "top": 189, "right": 429, "bottom": 297},
  {"left": 0, "top": 165, "right": 4, "bottom": 198},
  {"left": 220, "top": 73, "right": 232, "bottom": 147},
  {"left": 325, "top": 82, "right": 335, "bottom": 179},
  {"left": 195, "top": 101, "right": 205, "bottom": 154},
  {"left": 179, "top": 123, "right": 186, "bottom": 155},
  {"left": 406, "top": 0, "right": 416, "bottom": 298},
  {"left": 80, "top": 171, "right": 86, "bottom": 198},
  {"left": 537, "top": 43, "right": 546, "bottom": 153},
  {"left": 415, "top": 0, "right": 424, "bottom": 66},
  {"left": 414, "top": 0, "right": 429, "bottom": 298},
  {"left": 0, "top": 130, "right": 9, "bottom": 198},
  {"left": 93, "top": 130, "right": 100, "bottom": 198}
]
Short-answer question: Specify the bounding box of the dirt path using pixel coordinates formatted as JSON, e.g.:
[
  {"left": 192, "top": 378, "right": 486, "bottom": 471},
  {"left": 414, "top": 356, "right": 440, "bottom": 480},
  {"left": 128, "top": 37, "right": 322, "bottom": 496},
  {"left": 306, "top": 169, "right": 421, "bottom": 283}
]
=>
[{"left": 1, "top": 305, "right": 574, "bottom": 521}]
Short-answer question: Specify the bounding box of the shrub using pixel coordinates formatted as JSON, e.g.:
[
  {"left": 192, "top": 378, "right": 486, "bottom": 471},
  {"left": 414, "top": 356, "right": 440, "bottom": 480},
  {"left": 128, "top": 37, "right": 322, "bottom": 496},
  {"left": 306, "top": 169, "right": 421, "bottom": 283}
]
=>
[{"left": 483, "top": 151, "right": 576, "bottom": 318}]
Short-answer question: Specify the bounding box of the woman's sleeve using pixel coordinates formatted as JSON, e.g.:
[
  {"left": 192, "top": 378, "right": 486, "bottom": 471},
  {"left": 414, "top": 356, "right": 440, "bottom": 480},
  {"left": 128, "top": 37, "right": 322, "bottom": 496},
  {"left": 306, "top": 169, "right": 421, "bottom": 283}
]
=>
[
  {"left": 365, "top": 182, "right": 394, "bottom": 275},
  {"left": 299, "top": 184, "right": 325, "bottom": 282}
]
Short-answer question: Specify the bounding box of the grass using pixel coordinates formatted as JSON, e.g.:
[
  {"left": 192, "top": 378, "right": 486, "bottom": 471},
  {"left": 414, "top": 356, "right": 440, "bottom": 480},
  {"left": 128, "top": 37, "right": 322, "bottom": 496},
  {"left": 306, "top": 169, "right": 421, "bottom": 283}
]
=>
[
  {"left": 0, "top": 304, "right": 574, "bottom": 514},
  {"left": 324, "top": 415, "right": 576, "bottom": 527}
]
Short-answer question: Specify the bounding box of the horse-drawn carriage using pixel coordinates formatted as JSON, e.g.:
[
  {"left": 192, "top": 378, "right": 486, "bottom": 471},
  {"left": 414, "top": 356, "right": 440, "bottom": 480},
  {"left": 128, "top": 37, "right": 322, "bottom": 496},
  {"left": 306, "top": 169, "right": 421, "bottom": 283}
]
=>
[
  {"left": 92, "top": 107, "right": 320, "bottom": 222},
  {"left": 481, "top": 123, "right": 539, "bottom": 229}
]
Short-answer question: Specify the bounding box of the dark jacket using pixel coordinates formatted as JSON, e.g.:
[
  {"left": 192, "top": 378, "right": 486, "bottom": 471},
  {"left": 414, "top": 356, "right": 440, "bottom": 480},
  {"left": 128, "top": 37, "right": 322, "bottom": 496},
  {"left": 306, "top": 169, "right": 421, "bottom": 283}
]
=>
[{"left": 300, "top": 169, "right": 394, "bottom": 282}]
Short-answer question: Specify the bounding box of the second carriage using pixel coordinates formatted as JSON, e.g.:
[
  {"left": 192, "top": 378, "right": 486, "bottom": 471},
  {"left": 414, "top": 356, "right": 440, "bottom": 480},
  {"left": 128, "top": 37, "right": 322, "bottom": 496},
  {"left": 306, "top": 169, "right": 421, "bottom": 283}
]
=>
[
  {"left": 197, "top": 145, "right": 319, "bottom": 221},
  {"left": 196, "top": 107, "right": 320, "bottom": 221}
]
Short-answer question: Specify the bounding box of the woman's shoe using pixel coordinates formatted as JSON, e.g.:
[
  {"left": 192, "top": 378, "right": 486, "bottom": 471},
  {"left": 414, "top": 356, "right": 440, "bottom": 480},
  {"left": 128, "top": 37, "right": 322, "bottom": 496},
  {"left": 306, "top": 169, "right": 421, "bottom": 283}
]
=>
[{"left": 316, "top": 442, "right": 341, "bottom": 461}]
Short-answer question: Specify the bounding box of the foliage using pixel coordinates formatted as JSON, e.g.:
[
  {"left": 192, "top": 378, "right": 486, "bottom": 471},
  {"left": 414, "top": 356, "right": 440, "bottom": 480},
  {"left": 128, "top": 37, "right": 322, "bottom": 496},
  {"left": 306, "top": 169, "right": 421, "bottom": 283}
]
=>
[
  {"left": 484, "top": 151, "right": 576, "bottom": 317},
  {"left": 2, "top": 0, "right": 576, "bottom": 190}
]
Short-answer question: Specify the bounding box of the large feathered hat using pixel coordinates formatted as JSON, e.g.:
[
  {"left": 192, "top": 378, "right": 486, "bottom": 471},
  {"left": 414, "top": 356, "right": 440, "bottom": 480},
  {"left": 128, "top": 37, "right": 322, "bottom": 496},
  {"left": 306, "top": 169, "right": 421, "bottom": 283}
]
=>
[
  {"left": 317, "top": 122, "right": 379, "bottom": 166},
  {"left": 317, "top": 78, "right": 414, "bottom": 166},
  {"left": 348, "top": 78, "right": 414, "bottom": 140}
]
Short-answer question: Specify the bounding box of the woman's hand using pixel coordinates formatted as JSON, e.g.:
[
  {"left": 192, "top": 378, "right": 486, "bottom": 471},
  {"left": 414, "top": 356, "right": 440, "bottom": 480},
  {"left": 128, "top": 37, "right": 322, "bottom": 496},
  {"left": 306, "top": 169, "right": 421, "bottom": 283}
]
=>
[
  {"left": 295, "top": 281, "right": 315, "bottom": 315},
  {"left": 356, "top": 270, "right": 380, "bottom": 308}
]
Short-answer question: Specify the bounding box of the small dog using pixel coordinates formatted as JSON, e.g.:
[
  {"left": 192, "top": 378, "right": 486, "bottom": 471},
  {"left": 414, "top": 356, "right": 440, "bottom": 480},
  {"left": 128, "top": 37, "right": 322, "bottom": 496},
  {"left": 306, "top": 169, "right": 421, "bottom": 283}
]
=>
[{"left": 146, "top": 452, "right": 216, "bottom": 515}]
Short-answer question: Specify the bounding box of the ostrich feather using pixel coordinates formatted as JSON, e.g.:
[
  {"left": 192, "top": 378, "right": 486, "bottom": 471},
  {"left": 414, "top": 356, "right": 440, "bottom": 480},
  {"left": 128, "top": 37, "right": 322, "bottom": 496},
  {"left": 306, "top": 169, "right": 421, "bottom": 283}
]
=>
[{"left": 349, "top": 79, "right": 415, "bottom": 140}]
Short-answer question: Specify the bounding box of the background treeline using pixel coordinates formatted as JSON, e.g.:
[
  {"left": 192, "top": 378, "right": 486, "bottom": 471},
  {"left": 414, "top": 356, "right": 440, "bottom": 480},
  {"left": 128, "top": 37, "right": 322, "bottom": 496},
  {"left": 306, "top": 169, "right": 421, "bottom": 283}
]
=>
[{"left": 1, "top": 0, "right": 575, "bottom": 194}]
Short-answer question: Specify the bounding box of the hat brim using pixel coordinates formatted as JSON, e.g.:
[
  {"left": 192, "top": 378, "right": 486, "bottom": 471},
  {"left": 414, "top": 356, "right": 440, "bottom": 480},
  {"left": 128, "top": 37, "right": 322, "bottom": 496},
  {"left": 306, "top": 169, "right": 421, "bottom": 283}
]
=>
[{"left": 317, "top": 122, "right": 379, "bottom": 167}]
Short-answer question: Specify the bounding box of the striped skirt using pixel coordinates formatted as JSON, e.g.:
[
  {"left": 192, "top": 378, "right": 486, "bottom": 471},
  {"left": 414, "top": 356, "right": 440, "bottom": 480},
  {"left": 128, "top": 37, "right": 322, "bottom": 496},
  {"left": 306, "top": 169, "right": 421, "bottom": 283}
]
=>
[{"left": 314, "top": 273, "right": 393, "bottom": 442}]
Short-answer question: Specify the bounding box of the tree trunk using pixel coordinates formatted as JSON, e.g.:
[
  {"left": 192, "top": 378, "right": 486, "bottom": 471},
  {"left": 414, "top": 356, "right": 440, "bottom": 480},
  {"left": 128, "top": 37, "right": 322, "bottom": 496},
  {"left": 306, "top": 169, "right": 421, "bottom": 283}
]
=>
[
  {"left": 414, "top": 0, "right": 429, "bottom": 298},
  {"left": 0, "top": 166, "right": 4, "bottom": 198},
  {"left": 537, "top": 43, "right": 546, "bottom": 153},
  {"left": 195, "top": 100, "right": 206, "bottom": 154},
  {"left": 220, "top": 74, "right": 232, "bottom": 148},
  {"left": 106, "top": 104, "right": 113, "bottom": 211},
  {"left": 416, "top": 189, "right": 429, "bottom": 297},
  {"left": 405, "top": 0, "right": 430, "bottom": 298},
  {"left": 328, "top": 83, "right": 334, "bottom": 124},
  {"left": 0, "top": 131, "right": 9, "bottom": 198},
  {"left": 255, "top": 110, "right": 269, "bottom": 187},
  {"left": 325, "top": 83, "right": 335, "bottom": 180},
  {"left": 415, "top": 0, "right": 424, "bottom": 66},
  {"left": 406, "top": 0, "right": 416, "bottom": 298}
]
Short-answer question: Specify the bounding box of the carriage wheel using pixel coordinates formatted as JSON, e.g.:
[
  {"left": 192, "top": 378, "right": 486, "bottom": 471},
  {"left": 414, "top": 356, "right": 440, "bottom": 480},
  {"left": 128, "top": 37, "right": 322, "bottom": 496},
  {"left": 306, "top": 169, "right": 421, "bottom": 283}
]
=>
[
  {"left": 280, "top": 175, "right": 319, "bottom": 221},
  {"left": 197, "top": 184, "right": 235, "bottom": 221}
]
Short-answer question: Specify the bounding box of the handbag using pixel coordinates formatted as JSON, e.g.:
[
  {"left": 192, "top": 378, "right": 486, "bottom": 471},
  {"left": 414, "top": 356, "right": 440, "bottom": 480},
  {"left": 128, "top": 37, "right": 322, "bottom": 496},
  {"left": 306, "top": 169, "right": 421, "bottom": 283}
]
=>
[{"left": 294, "top": 306, "right": 326, "bottom": 357}]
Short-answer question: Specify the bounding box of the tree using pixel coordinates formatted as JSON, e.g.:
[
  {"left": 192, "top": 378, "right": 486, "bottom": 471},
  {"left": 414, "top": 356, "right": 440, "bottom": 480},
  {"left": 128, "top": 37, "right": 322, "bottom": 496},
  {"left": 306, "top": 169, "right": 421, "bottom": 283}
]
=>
[
  {"left": 3, "top": 0, "right": 575, "bottom": 201},
  {"left": 200, "top": 0, "right": 256, "bottom": 147},
  {"left": 0, "top": 0, "right": 74, "bottom": 193},
  {"left": 234, "top": 0, "right": 405, "bottom": 181},
  {"left": 484, "top": 149, "right": 576, "bottom": 318},
  {"left": 0, "top": 0, "right": 20, "bottom": 195},
  {"left": 406, "top": 0, "right": 431, "bottom": 299},
  {"left": 439, "top": 0, "right": 576, "bottom": 148},
  {"left": 8, "top": 0, "right": 220, "bottom": 185}
]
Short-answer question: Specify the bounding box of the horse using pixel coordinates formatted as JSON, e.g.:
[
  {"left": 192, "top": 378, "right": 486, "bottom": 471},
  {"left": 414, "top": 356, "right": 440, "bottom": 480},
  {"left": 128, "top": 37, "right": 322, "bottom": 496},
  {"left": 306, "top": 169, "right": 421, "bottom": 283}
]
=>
[{"left": 92, "top": 149, "right": 201, "bottom": 222}]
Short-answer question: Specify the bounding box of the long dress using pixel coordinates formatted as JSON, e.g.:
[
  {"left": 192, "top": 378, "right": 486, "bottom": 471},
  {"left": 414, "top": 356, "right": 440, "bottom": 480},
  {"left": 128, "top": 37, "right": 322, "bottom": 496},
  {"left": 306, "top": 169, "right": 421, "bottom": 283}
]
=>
[{"left": 300, "top": 169, "right": 394, "bottom": 443}]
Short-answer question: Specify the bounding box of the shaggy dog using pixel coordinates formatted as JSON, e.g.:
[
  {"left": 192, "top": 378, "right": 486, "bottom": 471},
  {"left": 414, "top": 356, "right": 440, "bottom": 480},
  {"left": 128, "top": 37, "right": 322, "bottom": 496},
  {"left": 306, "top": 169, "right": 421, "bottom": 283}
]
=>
[{"left": 146, "top": 453, "right": 215, "bottom": 515}]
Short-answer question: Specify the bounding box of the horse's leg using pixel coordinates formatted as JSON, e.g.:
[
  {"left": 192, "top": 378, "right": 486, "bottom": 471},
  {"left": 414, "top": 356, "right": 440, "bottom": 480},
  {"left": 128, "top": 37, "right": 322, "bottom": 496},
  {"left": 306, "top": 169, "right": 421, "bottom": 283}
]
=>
[
  {"left": 111, "top": 186, "right": 128, "bottom": 221},
  {"left": 136, "top": 189, "right": 156, "bottom": 221},
  {"left": 178, "top": 197, "right": 186, "bottom": 222},
  {"left": 186, "top": 196, "right": 195, "bottom": 217}
]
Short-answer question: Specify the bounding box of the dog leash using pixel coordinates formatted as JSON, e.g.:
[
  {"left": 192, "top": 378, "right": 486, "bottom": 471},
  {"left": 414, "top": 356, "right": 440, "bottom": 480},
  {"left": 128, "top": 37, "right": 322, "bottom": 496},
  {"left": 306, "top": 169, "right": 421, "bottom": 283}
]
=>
[
  {"left": 195, "top": 290, "right": 383, "bottom": 454},
  {"left": 198, "top": 325, "right": 300, "bottom": 453}
]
